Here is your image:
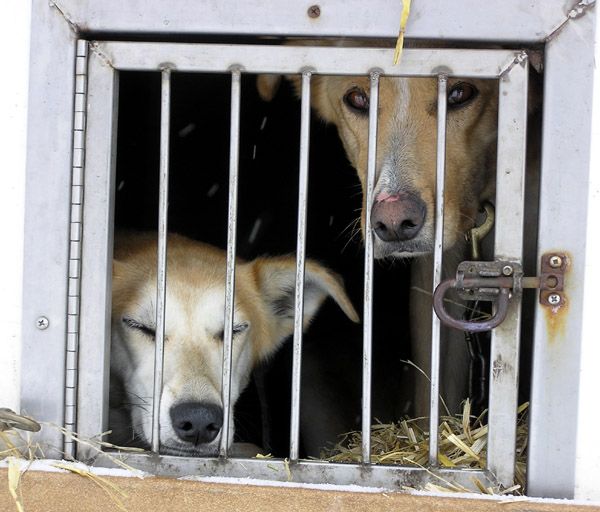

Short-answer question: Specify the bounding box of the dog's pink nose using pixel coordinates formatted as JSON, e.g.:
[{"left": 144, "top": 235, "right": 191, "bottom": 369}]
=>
[{"left": 371, "top": 192, "right": 426, "bottom": 242}]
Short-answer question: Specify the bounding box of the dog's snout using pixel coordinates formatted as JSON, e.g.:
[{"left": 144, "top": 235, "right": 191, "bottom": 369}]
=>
[
  {"left": 170, "top": 402, "right": 223, "bottom": 444},
  {"left": 371, "top": 192, "right": 426, "bottom": 242}
]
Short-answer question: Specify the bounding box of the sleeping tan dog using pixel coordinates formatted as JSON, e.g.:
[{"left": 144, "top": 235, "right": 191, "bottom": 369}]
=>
[
  {"left": 109, "top": 233, "right": 358, "bottom": 455},
  {"left": 257, "top": 41, "right": 538, "bottom": 416}
]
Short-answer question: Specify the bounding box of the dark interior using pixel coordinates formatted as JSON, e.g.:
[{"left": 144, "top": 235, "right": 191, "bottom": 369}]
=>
[
  {"left": 112, "top": 51, "right": 541, "bottom": 458},
  {"left": 113, "top": 70, "right": 414, "bottom": 457}
]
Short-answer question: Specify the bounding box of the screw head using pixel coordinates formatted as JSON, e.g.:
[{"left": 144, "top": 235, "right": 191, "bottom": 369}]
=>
[
  {"left": 307, "top": 5, "right": 321, "bottom": 18},
  {"left": 549, "top": 255, "right": 563, "bottom": 268},
  {"left": 502, "top": 265, "right": 513, "bottom": 276},
  {"left": 36, "top": 316, "right": 49, "bottom": 330},
  {"left": 547, "top": 293, "right": 561, "bottom": 306}
]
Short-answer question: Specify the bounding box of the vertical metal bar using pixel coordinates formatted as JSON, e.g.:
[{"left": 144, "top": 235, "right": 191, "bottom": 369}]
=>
[
  {"left": 487, "top": 58, "right": 528, "bottom": 487},
  {"left": 361, "top": 70, "right": 380, "bottom": 464},
  {"left": 289, "top": 70, "right": 312, "bottom": 462},
  {"left": 529, "top": 12, "right": 596, "bottom": 499},
  {"left": 74, "top": 44, "right": 119, "bottom": 461},
  {"left": 151, "top": 68, "right": 171, "bottom": 453},
  {"left": 219, "top": 67, "right": 242, "bottom": 458},
  {"left": 428, "top": 74, "right": 447, "bottom": 467}
]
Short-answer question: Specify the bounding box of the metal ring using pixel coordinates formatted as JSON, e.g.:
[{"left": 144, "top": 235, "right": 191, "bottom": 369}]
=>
[{"left": 433, "top": 279, "right": 510, "bottom": 332}]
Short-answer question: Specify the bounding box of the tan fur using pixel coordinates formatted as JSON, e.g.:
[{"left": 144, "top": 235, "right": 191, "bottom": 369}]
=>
[
  {"left": 257, "top": 40, "right": 538, "bottom": 416},
  {"left": 110, "top": 233, "right": 358, "bottom": 454},
  {"left": 259, "top": 55, "right": 499, "bottom": 256}
]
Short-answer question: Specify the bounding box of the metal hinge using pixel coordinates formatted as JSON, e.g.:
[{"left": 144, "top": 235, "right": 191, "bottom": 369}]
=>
[
  {"left": 433, "top": 253, "right": 567, "bottom": 332},
  {"left": 64, "top": 39, "right": 89, "bottom": 459}
]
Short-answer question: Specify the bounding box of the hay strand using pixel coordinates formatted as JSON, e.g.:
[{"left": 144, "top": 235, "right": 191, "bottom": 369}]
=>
[
  {"left": 393, "top": 0, "right": 412, "bottom": 65},
  {"left": 324, "top": 400, "right": 529, "bottom": 494}
]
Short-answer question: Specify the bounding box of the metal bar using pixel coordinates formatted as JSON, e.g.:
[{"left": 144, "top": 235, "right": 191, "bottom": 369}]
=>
[
  {"left": 75, "top": 44, "right": 119, "bottom": 460},
  {"left": 289, "top": 70, "right": 312, "bottom": 462},
  {"left": 487, "top": 59, "right": 529, "bottom": 487},
  {"left": 428, "top": 74, "right": 448, "bottom": 467},
  {"left": 151, "top": 68, "right": 171, "bottom": 453},
  {"left": 96, "top": 43, "right": 517, "bottom": 79},
  {"left": 219, "top": 67, "right": 242, "bottom": 458},
  {"left": 361, "top": 70, "right": 380, "bottom": 464},
  {"left": 528, "top": 10, "right": 597, "bottom": 499},
  {"left": 59, "top": 0, "right": 566, "bottom": 42},
  {"left": 100, "top": 452, "right": 495, "bottom": 490}
]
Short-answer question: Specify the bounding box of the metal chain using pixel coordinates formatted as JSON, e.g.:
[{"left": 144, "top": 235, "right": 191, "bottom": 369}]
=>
[{"left": 463, "top": 202, "right": 495, "bottom": 412}]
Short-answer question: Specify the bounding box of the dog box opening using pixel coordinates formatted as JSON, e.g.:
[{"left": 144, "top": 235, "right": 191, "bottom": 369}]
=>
[{"left": 102, "top": 41, "right": 541, "bottom": 490}]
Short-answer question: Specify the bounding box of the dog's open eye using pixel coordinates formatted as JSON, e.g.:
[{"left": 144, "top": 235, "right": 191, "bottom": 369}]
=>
[
  {"left": 447, "top": 82, "right": 478, "bottom": 108},
  {"left": 343, "top": 87, "right": 369, "bottom": 114},
  {"left": 122, "top": 317, "right": 156, "bottom": 338}
]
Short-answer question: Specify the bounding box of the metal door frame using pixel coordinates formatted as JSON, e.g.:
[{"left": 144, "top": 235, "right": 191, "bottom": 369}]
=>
[{"left": 21, "top": 0, "right": 597, "bottom": 499}]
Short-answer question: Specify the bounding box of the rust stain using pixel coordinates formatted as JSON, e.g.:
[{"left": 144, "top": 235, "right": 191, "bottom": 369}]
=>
[
  {"left": 542, "top": 251, "right": 571, "bottom": 343},
  {"left": 543, "top": 298, "right": 569, "bottom": 343}
]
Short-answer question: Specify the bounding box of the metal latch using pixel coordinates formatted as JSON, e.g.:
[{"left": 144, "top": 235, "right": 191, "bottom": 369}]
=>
[{"left": 433, "top": 253, "right": 567, "bottom": 332}]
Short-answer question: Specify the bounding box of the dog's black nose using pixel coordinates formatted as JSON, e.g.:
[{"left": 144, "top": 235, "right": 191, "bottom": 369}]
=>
[
  {"left": 170, "top": 402, "right": 223, "bottom": 444},
  {"left": 371, "top": 192, "right": 426, "bottom": 242}
]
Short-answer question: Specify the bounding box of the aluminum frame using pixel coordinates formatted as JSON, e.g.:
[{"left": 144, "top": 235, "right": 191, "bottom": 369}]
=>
[
  {"left": 75, "top": 45, "right": 119, "bottom": 460},
  {"left": 528, "top": 7, "right": 598, "bottom": 499},
  {"left": 21, "top": 0, "right": 598, "bottom": 499},
  {"left": 72, "top": 41, "right": 527, "bottom": 490},
  {"left": 21, "top": 0, "right": 79, "bottom": 458},
  {"left": 52, "top": 0, "right": 575, "bottom": 43}
]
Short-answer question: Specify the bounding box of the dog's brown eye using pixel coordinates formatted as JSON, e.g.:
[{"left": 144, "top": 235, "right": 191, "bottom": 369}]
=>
[
  {"left": 447, "top": 82, "right": 478, "bottom": 108},
  {"left": 344, "top": 87, "right": 369, "bottom": 113}
]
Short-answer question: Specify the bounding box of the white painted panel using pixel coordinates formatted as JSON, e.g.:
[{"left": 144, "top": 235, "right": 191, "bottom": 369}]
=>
[
  {"left": 0, "top": 1, "right": 32, "bottom": 411},
  {"left": 574, "top": 21, "right": 600, "bottom": 502}
]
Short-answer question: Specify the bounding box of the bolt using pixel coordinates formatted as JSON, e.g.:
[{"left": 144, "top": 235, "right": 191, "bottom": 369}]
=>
[
  {"left": 36, "top": 316, "right": 49, "bottom": 330},
  {"left": 547, "top": 293, "right": 561, "bottom": 306},
  {"left": 549, "top": 255, "right": 563, "bottom": 268},
  {"left": 502, "top": 265, "right": 513, "bottom": 276},
  {"left": 307, "top": 5, "right": 321, "bottom": 18}
]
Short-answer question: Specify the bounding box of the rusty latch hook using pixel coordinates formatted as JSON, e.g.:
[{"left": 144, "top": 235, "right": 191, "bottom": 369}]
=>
[
  {"left": 466, "top": 202, "right": 495, "bottom": 261},
  {"left": 433, "top": 279, "right": 511, "bottom": 332},
  {"left": 433, "top": 260, "right": 520, "bottom": 332}
]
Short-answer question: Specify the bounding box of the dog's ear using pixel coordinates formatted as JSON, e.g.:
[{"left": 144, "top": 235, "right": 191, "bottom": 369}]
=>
[
  {"left": 250, "top": 256, "right": 359, "bottom": 348},
  {"left": 257, "top": 74, "right": 305, "bottom": 103},
  {"left": 526, "top": 50, "right": 544, "bottom": 115},
  {"left": 257, "top": 74, "right": 283, "bottom": 102}
]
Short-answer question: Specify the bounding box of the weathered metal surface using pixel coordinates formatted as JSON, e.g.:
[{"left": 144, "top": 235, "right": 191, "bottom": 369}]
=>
[{"left": 55, "top": 0, "right": 571, "bottom": 42}]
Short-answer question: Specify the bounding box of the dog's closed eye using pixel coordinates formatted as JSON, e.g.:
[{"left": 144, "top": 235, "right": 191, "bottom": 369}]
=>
[
  {"left": 122, "top": 317, "right": 156, "bottom": 338},
  {"left": 343, "top": 87, "right": 369, "bottom": 114},
  {"left": 216, "top": 322, "right": 250, "bottom": 342}
]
